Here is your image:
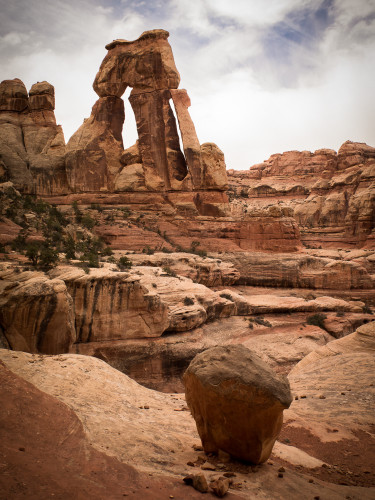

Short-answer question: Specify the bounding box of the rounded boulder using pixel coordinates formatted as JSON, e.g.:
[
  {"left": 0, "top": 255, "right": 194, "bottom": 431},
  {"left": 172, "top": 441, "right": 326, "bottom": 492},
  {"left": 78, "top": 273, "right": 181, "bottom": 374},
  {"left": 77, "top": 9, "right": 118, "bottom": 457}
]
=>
[{"left": 183, "top": 345, "right": 292, "bottom": 464}]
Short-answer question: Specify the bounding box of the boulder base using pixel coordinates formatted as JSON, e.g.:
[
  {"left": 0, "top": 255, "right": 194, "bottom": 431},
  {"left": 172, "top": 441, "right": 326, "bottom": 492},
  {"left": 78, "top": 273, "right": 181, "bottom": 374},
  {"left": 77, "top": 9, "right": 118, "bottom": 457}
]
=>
[{"left": 184, "top": 345, "right": 292, "bottom": 463}]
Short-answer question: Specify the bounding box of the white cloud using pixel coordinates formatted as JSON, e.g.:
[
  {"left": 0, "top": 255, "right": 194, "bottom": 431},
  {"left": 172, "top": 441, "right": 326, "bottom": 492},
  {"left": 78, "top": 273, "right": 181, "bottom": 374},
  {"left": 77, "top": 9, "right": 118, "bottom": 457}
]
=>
[{"left": 0, "top": 0, "right": 374, "bottom": 169}]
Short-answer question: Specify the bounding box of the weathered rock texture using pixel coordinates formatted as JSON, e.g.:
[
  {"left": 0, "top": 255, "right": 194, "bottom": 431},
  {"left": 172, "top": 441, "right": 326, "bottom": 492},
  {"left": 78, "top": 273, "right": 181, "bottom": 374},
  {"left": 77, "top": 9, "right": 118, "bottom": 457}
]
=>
[
  {"left": 218, "top": 250, "right": 375, "bottom": 290},
  {"left": 1, "top": 350, "right": 372, "bottom": 499},
  {"left": 0, "top": 79, "right": 67, "bottom": 194},
  {"left": 66, "top": 28, "right": 226, "bottom": 195},
  {"left": 184, "top": 345, "right": 292, "bottom": 463},
  {"left": 280, "top": 322, "right": 375, "bottom": 478},
  {"left": 0, "top": 266, "right": 75, "bottom": 354},
  {"left": 228, "top": 141, "right": 375, "bottom": 248}
]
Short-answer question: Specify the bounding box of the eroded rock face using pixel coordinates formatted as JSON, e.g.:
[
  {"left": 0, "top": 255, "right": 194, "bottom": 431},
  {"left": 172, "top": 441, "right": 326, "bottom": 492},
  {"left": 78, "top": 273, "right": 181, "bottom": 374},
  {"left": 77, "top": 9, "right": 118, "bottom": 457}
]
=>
[
  {"left": 52, "top": 267, "right": 169, "bottom": 341},
  {"left": 184, "top": 345, "right": 292, "bottom": 463},
  {"left": 0, "top": 266, "right": 75, "bottom": 354},
  {"left": 66, "top": 96, "right": 125, "bottom": 192},
  {"left": 228, "top": 140, "right": 375, "bottom": 248},
  {"left": 0, "top": 79, "right": 67, "bottom": 194},
  {"left": 93, "top": 29, "right": 180, "bottom": 97}
]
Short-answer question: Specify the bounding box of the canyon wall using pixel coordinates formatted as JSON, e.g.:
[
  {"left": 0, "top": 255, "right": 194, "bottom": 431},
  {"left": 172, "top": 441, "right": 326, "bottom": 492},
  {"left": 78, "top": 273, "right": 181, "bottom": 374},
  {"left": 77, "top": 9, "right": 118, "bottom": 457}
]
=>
[{"left": 228, "top": 141, "right": 375, "bottom": 249}]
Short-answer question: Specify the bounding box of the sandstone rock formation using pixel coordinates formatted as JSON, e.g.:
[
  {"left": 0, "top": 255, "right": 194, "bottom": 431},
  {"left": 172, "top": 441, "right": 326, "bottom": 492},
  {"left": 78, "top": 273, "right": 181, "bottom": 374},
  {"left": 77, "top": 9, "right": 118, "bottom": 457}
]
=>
[
  {"left": 0, "top": 79, "right": 67, "bottom": 195},
  {"left": 0, "top": 266, "right": 75, "bottom": 354},
  {"left": 228, "top": 141, "right": 375, "bottom": 248},
  {"left": 0, "top": 358, "right": 206, "bottom": 500},
  {"left": 2, "top": 349, "right": 372, "bottom": 498},
  {"left": 218, "top": 250, "right": 375, "bottom": 289},
  {"left": 65, "top": 29, "right": 227, "bottom": 195},
  {"left": 184, "top": 345, "right": 292, "bottom": 463}
]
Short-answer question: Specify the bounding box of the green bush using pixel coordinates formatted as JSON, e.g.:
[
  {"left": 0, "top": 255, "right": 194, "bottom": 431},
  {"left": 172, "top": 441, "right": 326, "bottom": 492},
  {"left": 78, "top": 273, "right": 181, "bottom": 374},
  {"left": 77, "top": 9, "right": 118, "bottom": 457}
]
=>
[
  {"left": 142, "top": 245, "right": 154, "bottom": 255},
  {"left": 306, "top": 313, "right": 327, "bottom": 330},
  {"left": 118, "top": 256, "right": 132, "bottom": 270},
  {"left": 162, "top": 266, "right": 177, "bottom": 277},
  {"left": 25, "top": 241, "right": 59, "bottom": 269},
  {"left": 81, "top": 214, "right": 96, "bottom": 230}
]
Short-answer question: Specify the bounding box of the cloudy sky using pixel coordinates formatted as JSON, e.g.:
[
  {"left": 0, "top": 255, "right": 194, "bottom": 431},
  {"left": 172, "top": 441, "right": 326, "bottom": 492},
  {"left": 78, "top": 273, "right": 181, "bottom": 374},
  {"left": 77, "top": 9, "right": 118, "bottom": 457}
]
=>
[{"left": 1, "top": 0, "right": 374, "bottom": 169}]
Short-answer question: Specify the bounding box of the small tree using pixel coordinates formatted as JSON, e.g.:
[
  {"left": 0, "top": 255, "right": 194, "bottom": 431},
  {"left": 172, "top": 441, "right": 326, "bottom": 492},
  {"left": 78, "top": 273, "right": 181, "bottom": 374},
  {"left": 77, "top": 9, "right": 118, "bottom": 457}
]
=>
[{"left": 25, "top": 242, "right": 42, "bottom": 267}]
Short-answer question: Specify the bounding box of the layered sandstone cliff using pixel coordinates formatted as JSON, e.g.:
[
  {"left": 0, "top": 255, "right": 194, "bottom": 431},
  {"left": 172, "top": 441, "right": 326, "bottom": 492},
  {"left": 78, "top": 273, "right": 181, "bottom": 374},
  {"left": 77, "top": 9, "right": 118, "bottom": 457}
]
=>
[{"left": 228, "top": 141, "right": 375, "bottom": 249}]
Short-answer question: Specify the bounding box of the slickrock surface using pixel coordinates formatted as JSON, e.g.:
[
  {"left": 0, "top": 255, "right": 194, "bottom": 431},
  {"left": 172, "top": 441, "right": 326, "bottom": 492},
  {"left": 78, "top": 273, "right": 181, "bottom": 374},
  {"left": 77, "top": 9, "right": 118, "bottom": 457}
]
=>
[
  {"left": 279, "top": 321, "right": 375, "bottom": 486},
  {"left": 0, "top": 359, "right": 206, "bottom": 500},
  {"left": 184, "top": 345, "right": 293, "bottom": 463},
  {"left": 1, "top": 350, "right": 373, "bottom": 499},
  {"left": 228, "top": 141, "right": 375, "bottom": 248}
]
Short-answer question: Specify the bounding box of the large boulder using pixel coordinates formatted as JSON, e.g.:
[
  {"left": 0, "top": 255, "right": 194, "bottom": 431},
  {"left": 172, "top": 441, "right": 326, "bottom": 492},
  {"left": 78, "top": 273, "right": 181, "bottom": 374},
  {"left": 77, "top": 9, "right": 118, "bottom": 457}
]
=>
[{"left": 183, "top": 345, "right": 292, "bottom": 463}]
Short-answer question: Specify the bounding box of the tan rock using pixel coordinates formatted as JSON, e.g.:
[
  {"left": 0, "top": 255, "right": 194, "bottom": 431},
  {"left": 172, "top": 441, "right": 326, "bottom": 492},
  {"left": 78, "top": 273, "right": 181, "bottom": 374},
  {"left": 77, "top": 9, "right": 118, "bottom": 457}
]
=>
[
  {"left": 29, "top": 81, "right": 55, "bottom": 110},
  {"left": 200, "top": 142, "right": 228, "bottom": 191},
  {"left": 284, "top": 321, "right": 375, "bottom": 443},
  {"left": 114, "top": 163, "right": 147, "bottom": 192},
  {"left": 210, "top": 477, "right": 231, "bottom": 497},
  {"left": 0, "top": 78, "right": 28, "bottom": 111},
  {"left": 52, "top": 266, "right": 169, "bottom": 341},
  {"left": 0, "top": 79, "right": 67, "bottom": 195},
  {"left": 184, "top": 345, "right": 292, "bottom": 463},
  {"left": 93, "top": 29, "right": 180, "bottom": 97},
  {"left": 0, "top": 265, "right": 76, "bottom": 354},
  {"left": 170, "top": 89, "right": 202, "bottom": 189},
  {"left": 65, "top": 96, "right": 124, "bottom": 192},
  {"left": 129, "top": 89, "right": 187, "bottom": 191}
]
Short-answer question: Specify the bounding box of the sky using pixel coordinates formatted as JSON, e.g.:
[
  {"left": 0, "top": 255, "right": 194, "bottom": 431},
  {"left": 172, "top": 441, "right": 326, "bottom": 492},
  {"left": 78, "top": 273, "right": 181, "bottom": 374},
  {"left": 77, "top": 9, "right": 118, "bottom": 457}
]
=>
[{"left": 1, "top": 0, "right": 375, "bottom": 170}]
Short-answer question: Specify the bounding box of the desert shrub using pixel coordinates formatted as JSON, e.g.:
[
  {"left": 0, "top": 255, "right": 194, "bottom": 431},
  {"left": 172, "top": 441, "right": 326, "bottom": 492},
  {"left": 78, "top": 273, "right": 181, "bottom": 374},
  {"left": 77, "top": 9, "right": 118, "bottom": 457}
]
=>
[
  {"left": 306, "top": 313, "right": 327, "bottom": 329},
  {"left": 248, "top": 322, "right": 254, "bottom": 329},
  {"left": 162, "top": 266, "right": 177, "bottom": 277},
  {"left": 107, "top": 255, "right": 116, "bottom": 264},
  {"left": 363, "top": 303, "right": 373, "bottom": 315},
  {"left": 26, "top": 241, "right": 59, "bottom": 269},
  {"left": 81, "top": 214, "right": 96, "bottom": 230},
  {"left": 90, "top": 203, "right": 103, "bottom": 212},
  {"left": 142, "top": 245, "right": 155, "bottom": 255},
  {"left": 249, "top": 317, "right": 272, "bottom": 327},
  {"left": 152, "top": 283, "right": 157, "bottom": 288},
  {"left": 72, "top": 201, "right": 83, "bottom": 223},
  {"left": 118, "top": 256, "right": 132, "bottom": 270},
  {"left": 80, "top": 251, "right": 99, "bottom": 268},
  {"left": 161, "top": 247, "right": 172, "bottom": 253},
  {"left": 184, "top": 297, "right": 194, "bottom": 306},
  {"left": 121, "top": 207, "right": 131, "bottom": 218},
  {"left": 11, "top": 232, "right": 27, "bottom": 252},
  {"left": 0, "top": 243, "right": 6, "bottom": 253},
  {"left": 254, "top": 317, "right": 272, "bottom": 327},
  {"left": 63, "top": 236, "right": 76, "bottom": 260},
  {"left": 101, "top": 246, "right": 113, "bottom": 256}
]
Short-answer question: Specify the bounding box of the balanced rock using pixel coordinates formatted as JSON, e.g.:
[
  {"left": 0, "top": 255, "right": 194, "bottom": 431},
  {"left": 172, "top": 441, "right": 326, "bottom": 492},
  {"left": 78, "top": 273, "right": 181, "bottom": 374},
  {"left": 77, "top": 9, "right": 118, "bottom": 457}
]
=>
[
  {"left": 0, "top": 78, "right": 28, "bottom": 111},
  {"left": 184, "top": 345, "right": 292, "bottom": 464}
]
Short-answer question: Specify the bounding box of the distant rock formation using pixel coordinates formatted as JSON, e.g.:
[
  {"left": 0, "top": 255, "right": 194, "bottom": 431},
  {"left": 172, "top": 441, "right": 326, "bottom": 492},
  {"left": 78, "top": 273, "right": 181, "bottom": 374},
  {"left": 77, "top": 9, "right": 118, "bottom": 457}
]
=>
[
  {"left": 0, "top": 79, "right": 67, "bottom": 195},
  {"left": 0, "top": 29, "right": 229, "bottom": 222},
  {"left": 67, "top": 29, "right": 227, "bottom": 194},
  {"left": 228, "top": 141, "right": 375, "bottom": 248}
]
